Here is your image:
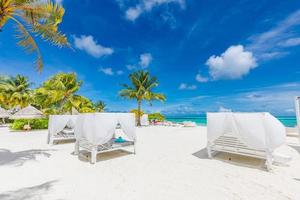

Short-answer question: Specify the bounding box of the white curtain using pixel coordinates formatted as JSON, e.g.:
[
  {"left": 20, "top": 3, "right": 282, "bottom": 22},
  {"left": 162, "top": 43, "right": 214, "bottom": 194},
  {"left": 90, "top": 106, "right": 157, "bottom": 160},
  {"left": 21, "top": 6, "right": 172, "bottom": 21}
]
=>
[
  {"left": 49, "top": 115, "right": 72, "bottom": 135},
  {"left": 118, "top": 113, "right": 136, "bottom": 140},
  {"left": 74, "top": 113, "right": 136, "bottom": 145},
  {"left": 207, "top": 112, "right": 286, "bottom": 151},
  {"left": 141, "top": 114, "right": 149, "bottom": 126}
]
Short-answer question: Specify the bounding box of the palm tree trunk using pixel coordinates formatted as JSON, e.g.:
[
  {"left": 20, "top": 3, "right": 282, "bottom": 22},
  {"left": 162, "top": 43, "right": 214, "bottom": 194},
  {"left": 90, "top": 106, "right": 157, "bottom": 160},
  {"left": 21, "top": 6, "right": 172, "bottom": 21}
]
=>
[{"left": 137, "top": 100, "right": 141, "bottom": 126}]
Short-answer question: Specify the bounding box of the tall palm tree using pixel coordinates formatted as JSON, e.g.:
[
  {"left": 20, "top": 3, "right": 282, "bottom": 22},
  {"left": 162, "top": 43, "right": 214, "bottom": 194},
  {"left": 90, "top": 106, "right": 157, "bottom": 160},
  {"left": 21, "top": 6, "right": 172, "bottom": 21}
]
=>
[
  {"left": 0, "top": 74, "right": 32, "bottom": 108},
  {"left": 34, "top": 73, "right": 82, "bottom": 113},
  {"left": 94, "top": 100, "right": 106, "bottom": 112},
  {"left": 119, "top": 70, "right": 166, "bottom": 126},
  {"left": 0, "top": 0, "right": 69, "bottom": 71}
]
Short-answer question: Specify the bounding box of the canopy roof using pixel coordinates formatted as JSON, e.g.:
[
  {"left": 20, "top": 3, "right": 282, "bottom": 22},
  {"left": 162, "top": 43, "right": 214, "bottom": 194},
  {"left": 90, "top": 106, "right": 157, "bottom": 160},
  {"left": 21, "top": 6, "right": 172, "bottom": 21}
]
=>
[
  {"left": 0, "top": 107, "right": 10, "bottom": 118},
  {"left": 10, "top": 105, "right": 44, "bottom": 119}
]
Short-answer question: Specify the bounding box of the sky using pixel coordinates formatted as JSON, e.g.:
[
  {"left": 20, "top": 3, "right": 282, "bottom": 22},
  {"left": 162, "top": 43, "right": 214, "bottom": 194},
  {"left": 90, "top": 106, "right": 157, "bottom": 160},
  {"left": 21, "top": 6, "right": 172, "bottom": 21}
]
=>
[{"left": 0, "top": 0, "right": 300, "bottom": 116}]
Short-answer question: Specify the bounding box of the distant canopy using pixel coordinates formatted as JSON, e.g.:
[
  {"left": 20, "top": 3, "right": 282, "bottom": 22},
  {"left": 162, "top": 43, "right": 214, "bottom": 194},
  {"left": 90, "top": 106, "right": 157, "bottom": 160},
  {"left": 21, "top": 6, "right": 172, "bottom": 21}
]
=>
[
  {"left": 10, "top": 105, "right": 44, "bottom": 120},
  {"left": 0, "top": 107, "right": 10, "bottom": 119}
]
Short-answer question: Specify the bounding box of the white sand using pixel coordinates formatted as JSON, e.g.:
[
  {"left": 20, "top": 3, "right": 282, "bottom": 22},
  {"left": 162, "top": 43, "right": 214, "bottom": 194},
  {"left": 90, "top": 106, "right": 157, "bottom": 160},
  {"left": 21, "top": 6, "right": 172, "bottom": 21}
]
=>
[{"left": 0, "top": 126, "right": 299, "bottom": 200}]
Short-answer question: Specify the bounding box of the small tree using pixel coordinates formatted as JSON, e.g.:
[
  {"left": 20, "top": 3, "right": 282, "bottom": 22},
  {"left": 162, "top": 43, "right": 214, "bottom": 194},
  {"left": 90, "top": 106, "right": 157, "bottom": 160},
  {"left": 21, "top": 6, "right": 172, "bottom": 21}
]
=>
[{"left": 119, "top": 70, "right": 166, "bottom": 126}]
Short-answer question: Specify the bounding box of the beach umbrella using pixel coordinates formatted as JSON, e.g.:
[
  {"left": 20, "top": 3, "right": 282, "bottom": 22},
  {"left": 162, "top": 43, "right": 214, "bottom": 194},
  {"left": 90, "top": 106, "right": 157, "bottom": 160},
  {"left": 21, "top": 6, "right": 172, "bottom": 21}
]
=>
[
  {"left": 10, "top": 105, "right": 44, "bottom": 120},
  {"left": 0, "top": 107, "right": 10, "bottom": 124},
  {"left": 0, "top": 107, "right": 10, "bottom": 118}
]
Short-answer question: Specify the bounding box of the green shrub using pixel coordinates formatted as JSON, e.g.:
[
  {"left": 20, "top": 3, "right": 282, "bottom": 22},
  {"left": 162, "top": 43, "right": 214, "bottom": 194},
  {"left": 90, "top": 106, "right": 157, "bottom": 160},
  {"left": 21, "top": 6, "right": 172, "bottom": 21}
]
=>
[
  {"left": 148, "top": 113, "right": 165, "bottom": 122},
  {"left": 10, "top": 119, "right": 49, "bottom": 130}
]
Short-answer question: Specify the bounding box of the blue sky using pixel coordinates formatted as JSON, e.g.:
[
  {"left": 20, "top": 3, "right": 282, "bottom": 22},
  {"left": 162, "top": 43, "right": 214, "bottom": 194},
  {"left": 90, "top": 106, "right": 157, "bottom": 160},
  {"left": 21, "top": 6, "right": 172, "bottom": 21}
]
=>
[{"left": 0, "top": 0, "right": 300, "bottom": 115}]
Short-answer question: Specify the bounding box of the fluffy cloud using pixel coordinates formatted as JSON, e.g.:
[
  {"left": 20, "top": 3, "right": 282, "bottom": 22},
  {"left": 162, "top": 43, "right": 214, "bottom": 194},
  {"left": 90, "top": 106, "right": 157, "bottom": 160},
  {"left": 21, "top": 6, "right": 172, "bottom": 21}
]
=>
[
  {"left": 120, "top": 0, "right": 185, "bottom": 21},
  {"left": 179, "top": 83, "right": 197, "bottom": 90},
  {"left": 195, "top": 73, "right": 208, "bottom": 82},
  {"left": 73, "top": 35, "right": 113, "bottom": 58},
  {"left": 139, "top": 53, "right": 152, "bottom": 68},
  {"left": 98, "top": 67, "right": 123, "bottom": 76},
  {"left": 206, "top": 45, "right": 257, "bottom": 80},
  {"left": 125, "top": 6, "right": 142, "bottom": 21}
]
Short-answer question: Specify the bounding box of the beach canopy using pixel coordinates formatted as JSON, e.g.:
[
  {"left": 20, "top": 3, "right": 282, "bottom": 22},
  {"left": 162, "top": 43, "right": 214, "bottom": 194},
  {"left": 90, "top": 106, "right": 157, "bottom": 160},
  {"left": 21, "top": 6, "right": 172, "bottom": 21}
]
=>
[
  {"left": 0, "top": 107, "right": 10, "bottom": 118},
  {"left": 48, "top": 115, "right": 78, "bottom": 136},
  {"left": 207, "top": 112, "right": 285, "bottom": 151},
  {"left": 75, "top": 113, "right": 136, "bottom": 145},
  {"left": 141, "top": 114, "right": 149, "bottom": 126},
  {"left": 10, "top": 105, "right": 44, "bottom": 120}
]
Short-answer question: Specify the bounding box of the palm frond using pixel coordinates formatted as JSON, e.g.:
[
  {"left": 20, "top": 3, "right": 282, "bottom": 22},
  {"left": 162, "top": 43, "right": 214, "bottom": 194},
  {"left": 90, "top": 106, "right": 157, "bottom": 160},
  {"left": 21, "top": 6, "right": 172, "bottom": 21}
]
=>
[{"left": 11, "top": 16, "right": 43, "bottom": 71}]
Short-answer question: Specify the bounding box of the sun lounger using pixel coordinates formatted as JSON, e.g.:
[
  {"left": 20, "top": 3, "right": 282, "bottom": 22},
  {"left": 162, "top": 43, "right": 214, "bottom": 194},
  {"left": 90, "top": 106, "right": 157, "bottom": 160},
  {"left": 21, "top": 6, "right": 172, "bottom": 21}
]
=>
[
  {"left": 74, "top": 113, "right": 136, "bottom": 164},
  {"left": 206, "top": 112, "right": 286, "bottom": 171}
]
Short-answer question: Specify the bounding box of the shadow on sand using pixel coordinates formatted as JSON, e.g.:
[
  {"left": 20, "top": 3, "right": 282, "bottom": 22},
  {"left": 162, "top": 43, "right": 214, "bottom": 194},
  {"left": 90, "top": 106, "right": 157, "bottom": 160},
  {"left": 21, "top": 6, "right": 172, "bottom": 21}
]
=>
[
  {"left": 0, "top": 148, "right": 55, "bottom": 167},
  {"left": 193, "top": 148, "right": 267, "bottom": 171},
  {"left": 78, "top": 149, "right": 134, "bottom": 163},
  {"left": 0, "top": 180, "right": 61, "bottom": 200}
]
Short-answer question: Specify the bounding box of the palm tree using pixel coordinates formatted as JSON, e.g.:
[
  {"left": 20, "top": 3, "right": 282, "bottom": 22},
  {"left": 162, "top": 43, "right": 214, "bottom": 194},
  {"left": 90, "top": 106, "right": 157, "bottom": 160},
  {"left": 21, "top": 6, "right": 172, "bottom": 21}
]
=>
[
  {"left": 119, "top": 70, "right": 166, "bottom": 126},
  {"left": 35, "top": 73, "right": 82, "bottom": 113},
  {"left": 0, "top": 0, "right": 69, "bottom": 71},
  {"left": 94, "top": 100, "right": 106, "bottom": 112},
  {"left": 64, "top": 95, "right": 95, "bottom": 113},
  {"left": 0, "top": 74, "right": 32, "bottom": 108}
]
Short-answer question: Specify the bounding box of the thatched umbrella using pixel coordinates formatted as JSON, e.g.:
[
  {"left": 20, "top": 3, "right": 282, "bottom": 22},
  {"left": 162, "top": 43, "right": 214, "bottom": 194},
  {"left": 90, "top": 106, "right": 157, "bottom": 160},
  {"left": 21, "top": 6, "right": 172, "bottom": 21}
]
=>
[
  {"left": 0, "top": 107, "right": 10, "bottom": 124},
  {"left": 10, "top": 105, "right": 44, "bottom": 120},
  {"left": 10, "top": 105, "right": 44, "bottom": 130}
]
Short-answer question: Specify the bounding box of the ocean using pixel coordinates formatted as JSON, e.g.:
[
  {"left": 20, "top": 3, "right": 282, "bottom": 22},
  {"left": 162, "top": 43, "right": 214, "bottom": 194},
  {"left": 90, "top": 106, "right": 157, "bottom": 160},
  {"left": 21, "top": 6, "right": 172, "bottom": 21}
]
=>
[{"left": 166, "top": 115, "right": 297, "bottom": 127}]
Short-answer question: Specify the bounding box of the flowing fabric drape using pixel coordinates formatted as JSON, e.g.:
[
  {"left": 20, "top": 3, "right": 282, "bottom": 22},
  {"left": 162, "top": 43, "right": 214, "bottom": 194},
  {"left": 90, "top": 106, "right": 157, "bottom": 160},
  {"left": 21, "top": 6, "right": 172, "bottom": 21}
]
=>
[
  {"left": 74, "top": 113, "right": 136, "bottom": 146},
  {"left": 207, "top": 112, "right": 285, "bottom": 151}
]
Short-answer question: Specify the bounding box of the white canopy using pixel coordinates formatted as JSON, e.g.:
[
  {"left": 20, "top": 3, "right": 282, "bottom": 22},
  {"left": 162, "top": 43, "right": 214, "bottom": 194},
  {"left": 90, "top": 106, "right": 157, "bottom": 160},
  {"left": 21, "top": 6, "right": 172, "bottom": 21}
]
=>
[
  {"left": 75, "top": 113, "right": 136, "bottom": 145},
  {"left": 10, "top": 105, "right": 44, "bottom": 119},
  {"left": 141, "top": 114, "right": 149, "bottom": 126},
  {"left": 207, "top": 112, "right": 286, "bottom": 151},
  {"left": 48, "top": 115, "right": 78, "bottom": 136},
  {"left": 0, "top": 107, "right": 10, "bottom": 118}
]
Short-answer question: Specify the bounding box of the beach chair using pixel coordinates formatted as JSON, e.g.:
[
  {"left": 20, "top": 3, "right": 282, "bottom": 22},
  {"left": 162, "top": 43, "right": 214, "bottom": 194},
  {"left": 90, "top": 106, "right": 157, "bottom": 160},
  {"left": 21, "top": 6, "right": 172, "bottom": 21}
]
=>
[
  {"left": 295, "top": 96, "right": 300, "bottom": 143},
  {"left": 206, "top": 112, "right": 286, "bottom": 171},
  {"left": 74, "top": 113, "right": 136, "bottom": 164}
]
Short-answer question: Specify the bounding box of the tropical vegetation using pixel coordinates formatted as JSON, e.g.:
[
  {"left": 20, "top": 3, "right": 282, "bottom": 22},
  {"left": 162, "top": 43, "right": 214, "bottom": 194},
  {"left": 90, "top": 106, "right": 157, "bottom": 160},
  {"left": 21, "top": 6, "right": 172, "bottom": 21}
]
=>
[
  {"left": 11, "top": 119, "right": 48, "bottom": 130},
  {"left": 148, "top": 113, "right": 165, "bottom": 122},
  {"left": 0, "top": 74, "right": 32, "bottom": 108},
  {"left": 0, "top": 0, "right": 69, "bottom": 71},
  {"left": 120, "top": 70, "right": 166, "bottom": 126},
  {"left": 0, "top": 73, "right": 105, "bottom": 115}
]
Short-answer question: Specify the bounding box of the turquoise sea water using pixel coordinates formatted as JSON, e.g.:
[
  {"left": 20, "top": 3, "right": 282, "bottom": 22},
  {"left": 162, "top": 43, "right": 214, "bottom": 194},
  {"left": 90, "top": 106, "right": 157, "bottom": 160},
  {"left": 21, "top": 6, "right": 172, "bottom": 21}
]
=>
[{"left": 166, "top": 115, "right": 297, "bottom": 127}]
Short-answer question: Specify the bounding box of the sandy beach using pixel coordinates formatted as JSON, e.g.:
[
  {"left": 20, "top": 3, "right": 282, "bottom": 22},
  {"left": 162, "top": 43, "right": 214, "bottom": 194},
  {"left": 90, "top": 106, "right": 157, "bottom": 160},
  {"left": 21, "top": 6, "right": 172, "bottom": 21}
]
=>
[{"left": 0, "top": 126, "right": 299, "bottom": 200}]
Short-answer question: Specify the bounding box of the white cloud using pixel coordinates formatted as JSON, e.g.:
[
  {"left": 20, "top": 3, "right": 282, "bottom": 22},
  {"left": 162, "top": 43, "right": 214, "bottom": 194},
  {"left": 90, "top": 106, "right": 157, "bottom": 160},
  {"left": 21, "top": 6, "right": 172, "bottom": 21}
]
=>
[
  {"left": 195, "top": 73, "right": 208, "bottom": 82},
  {"left": 278, "top": 37, "right": 300, "bottom": 47},
  {"left": 139, "top": 53, "right": 152, "bottom": 68},
  {"left": 73, "top": 35, "right": 113, "bottom": 58},
  {"left": 206, "top": 45, "right": 257, "bottom": 80},
  {"left": 179, "top": 83, "right": 197, "bottom": 90},
  {"left": 98, "top": 67, "right": 123, "bottom": 76},
  {"left": 99, "top": 67, "right": 114, "bottom": 75},
  {"left": 121, "top": 0, "right": 186, "bottom": 21},
  {"left": 126, "top": 64, "right": 136, "bottom": 71},
  {"left": 218, "top": 106, "right": 232, "bottom": 112},
  {"left": 247, "top": 9, "right": 300, "bottom": 60},
  {"left": 126, "top": 6, "right": 142, "bottom": 21}
]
